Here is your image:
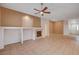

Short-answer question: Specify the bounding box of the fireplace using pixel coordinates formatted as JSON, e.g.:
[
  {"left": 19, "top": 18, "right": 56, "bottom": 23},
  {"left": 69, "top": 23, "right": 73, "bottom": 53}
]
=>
[{"left": 36, "top": 31, "right": 42, "bottom": 37}]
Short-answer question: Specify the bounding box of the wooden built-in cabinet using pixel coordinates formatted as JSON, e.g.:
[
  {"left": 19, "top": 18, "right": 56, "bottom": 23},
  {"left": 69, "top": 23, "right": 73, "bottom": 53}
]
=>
[
  {"left": 49, "top": 21, "right": 54, "bottom": 34},
  {"left": 54, "top": 21, "right": 64, "bottom": 34},
  {"left": 49, "top": 21, "right": 64, "bottom": 34}
]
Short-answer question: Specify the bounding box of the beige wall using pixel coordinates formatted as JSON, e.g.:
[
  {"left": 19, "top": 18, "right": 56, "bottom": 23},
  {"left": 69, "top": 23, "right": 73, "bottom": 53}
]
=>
[
  {"left": 1, "top": 7, "right": 23, "bottom": 27},
  {"left": 32, "top": 17, "right": 41, "bottom": 27},
  {"left": 49, "top": 21, "right": 64, "bottom": 34},
  {"left": 0, "top": 7, "right": 1, "bottom": 26},
  {"left": 1, "top": 7, "right": 41, "bottom": 27}
]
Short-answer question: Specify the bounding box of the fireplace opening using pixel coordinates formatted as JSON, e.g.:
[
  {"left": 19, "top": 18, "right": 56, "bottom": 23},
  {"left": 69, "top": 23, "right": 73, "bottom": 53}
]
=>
[{"left": 37, "top": 31, "right": 42, "bottom": 37}]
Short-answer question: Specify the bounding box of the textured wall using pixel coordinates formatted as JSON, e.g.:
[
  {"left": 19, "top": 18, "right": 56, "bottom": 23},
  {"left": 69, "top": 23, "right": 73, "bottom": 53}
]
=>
[
  {"left": 1, "top": 7, "right": 41, "bottom": 27},
  {"left": 1, "top": 7, "right": 23, "bottom": 27},
  {"left": 0, "top": 7, "right": 1, "bottom": 26},
  {"left": 32, "top": 17, "right": 41, "bottom": 27}
]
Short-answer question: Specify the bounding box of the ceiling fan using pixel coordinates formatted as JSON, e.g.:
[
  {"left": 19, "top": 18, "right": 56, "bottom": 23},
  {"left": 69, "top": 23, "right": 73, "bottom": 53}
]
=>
[{"left": 34, "top": 3, "right": 51, "bottom": 16}]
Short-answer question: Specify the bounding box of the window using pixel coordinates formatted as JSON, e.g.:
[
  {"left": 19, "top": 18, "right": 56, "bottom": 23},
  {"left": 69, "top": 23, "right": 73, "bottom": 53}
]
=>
[{"left": 69, "top": 21, "right": 79, "bottom": 34}]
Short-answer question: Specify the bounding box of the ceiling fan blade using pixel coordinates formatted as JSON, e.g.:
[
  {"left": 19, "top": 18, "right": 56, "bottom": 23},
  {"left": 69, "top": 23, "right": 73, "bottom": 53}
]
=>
[
  {"left": 34, "top": 8, "right": 40, "bottom": 11},
  {"left": 42, "top": 7, "right": 48, "bottom": 11},
  {"left": 44, "top": 11, "right": 51, "bottom": 14},
  {"left": 34, "top": 13, "right": 38, "bottom": 14},
  {"left": 34, "top": 11, "right": 40, "bottom": 14}
]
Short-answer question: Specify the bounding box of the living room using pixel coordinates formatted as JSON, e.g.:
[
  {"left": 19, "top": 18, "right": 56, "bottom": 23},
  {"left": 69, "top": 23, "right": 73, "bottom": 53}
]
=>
[{"left": 0, "top": 3, "right": 79, "bottom": 55}]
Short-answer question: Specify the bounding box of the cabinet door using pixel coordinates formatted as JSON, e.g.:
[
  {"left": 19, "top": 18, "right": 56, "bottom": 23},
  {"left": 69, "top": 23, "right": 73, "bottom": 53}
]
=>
[
  {"left": 49, "top": 21, "right": 54, "bottom": 34},
  {"left": 54, "top": 21, "right": 64, "bottom": 34}
]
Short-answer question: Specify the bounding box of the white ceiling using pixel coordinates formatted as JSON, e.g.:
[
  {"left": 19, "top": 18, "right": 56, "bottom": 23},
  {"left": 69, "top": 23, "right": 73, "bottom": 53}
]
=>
[{"left": 1, "top": 3, "right": 79, "bottom": 21}]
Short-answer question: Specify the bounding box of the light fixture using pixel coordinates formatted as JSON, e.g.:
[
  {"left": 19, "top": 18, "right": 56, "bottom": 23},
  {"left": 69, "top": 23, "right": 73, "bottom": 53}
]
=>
[
  {"left": 33, "top": 3, "right": 50, "bottom": 16},
  {"left": 40, "top": 12, "right": 43, "bottom": 14},
  {"left": 40, "top": 12, "right": 44, "bottom": 16}
]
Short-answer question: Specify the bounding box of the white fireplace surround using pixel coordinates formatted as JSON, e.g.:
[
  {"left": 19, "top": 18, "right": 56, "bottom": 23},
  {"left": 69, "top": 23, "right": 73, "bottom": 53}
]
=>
[
  {"left": 0, "top": 18, "right": 49, "bottom": 49},
  {"left": 0, "top": 27, "right": 43, "bottom": 49}
]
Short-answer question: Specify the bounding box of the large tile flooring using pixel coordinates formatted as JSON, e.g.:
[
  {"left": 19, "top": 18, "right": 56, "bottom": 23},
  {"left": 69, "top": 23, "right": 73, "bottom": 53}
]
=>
[{"left": 0, "top": 34, "right": 79, "bottom": 55}]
